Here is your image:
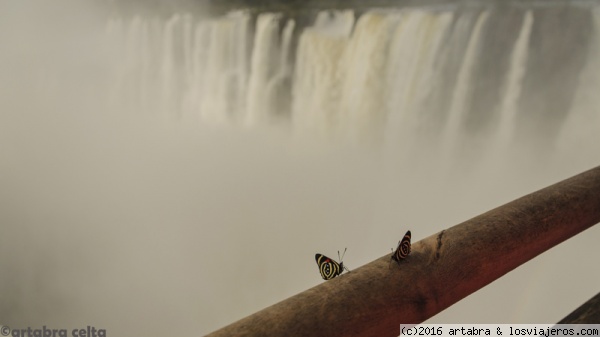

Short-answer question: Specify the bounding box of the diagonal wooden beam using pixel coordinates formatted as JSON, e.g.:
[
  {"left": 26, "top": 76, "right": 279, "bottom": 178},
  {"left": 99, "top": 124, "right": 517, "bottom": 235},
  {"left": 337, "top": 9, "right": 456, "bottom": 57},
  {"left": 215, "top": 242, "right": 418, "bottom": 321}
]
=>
[
  {"left": 558, "top": 292, "right": 600, "bottom": 324},
  {"left": 207, "top": 165, "right": 600, "bottom": 337}
]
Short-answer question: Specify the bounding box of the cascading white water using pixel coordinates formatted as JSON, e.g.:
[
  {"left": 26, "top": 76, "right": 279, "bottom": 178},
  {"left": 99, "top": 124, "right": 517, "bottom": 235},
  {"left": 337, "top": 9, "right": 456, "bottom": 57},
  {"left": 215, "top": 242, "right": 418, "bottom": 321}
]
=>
[
  {"left": 106, "top": 4, "right": 598, "bottom": 157},
  {"left": 495, "top": 10, "right": 533, "bottom": 152},
  {"left": 2, "top": 1, "right": 600, "bottom": 336},
  {"left": 293, "top": 10, "right": 355, "bottom": 134},
  {"left": 385, "top": 10, "right": 453, "bottom": 152},
  {"left": 442, "top": 10, "right": 489, "bottom": 158},
  {"left": 101, "top": 5, "right": 600, "bottom": 330},
  {"left": 246, "top": 14, "right": 295, "bottom": 125}
]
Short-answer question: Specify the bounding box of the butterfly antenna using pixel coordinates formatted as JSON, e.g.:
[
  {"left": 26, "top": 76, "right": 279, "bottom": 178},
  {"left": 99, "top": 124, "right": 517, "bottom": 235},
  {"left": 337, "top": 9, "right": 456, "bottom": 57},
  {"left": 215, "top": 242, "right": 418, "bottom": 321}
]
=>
[
  {"left": 339, "top": 248, "right": 349, "bottom": 273},
  {"left": 338, "top": 247, "right": 347, "bottom": 262}
]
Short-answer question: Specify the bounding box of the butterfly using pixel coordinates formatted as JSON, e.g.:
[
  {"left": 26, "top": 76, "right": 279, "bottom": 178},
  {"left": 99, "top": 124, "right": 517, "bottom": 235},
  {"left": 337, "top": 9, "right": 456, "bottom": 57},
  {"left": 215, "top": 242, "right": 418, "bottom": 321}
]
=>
[
  {"left": 390, "top": 230, "right": 411, "bottom": 268},
  {"left": 315, "top": 248, "right": 350, "bottom": 280}
]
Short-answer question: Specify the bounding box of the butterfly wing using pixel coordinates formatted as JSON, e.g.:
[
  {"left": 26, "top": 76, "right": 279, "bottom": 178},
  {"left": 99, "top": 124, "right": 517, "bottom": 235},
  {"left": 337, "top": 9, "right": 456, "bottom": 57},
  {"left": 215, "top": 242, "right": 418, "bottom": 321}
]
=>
[
  {"left": 392, "top": 230, "right": 412, "bottom": 263},
  {"left": 391, "top": 240, "right": 401, "bottom": 263},
  {"left": 315, "top": 253, "right": 342, "bottom": 280}
]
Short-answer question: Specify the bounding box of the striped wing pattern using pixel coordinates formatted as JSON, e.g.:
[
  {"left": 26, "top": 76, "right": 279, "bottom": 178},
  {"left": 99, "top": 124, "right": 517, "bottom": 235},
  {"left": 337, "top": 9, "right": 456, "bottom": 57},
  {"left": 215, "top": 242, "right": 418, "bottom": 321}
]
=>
[
  {"left": 391, "top": 230, "right": 411, "bottom": 264},
  {"left": 315, "top": 254, "right": 343, "bottom": 280}
]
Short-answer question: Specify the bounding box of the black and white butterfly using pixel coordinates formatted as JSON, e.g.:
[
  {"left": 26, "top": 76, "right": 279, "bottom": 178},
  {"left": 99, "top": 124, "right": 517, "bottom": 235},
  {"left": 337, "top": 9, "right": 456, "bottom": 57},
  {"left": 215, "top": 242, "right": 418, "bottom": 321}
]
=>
[
  {"left": 315, "top": 248, "right": 350, "bottom": 280},
  {"left": 390, "top": 230, "right": 411, "bottom": 268}
]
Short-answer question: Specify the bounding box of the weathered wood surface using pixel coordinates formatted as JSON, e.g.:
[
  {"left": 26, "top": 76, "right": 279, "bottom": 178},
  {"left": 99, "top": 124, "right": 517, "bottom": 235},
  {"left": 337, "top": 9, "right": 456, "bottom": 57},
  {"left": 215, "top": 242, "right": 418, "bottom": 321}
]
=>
[
  {"left": 207, "top": 166, "right": 600, "bottom": 337},
  {"left": 558, "top": 292, "right": 600, "bottom": 324}
]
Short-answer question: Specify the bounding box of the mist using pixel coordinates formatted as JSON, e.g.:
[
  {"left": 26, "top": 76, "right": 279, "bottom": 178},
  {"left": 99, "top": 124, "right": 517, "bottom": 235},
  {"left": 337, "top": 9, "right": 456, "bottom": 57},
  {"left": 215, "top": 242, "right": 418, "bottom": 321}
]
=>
[{"left": 1, "top": 0, "right": 600, "bottom": 336}]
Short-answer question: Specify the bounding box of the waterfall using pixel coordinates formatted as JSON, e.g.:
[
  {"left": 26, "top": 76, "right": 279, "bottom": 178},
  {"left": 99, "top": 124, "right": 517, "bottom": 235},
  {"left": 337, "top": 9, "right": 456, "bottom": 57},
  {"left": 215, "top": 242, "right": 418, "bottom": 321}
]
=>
[
  {"left": 385, "top": 10, "right": 453, "bottom": 153},
  {"left": 246, "top": 14, "right": 295, "bottom": 125},
  {"left": 495, "top": 10, "right": 534, "bottom": 153},
  {"left": 2, "top": 0, "right": 600, "bottom": 335},
  {"left": 442, "top": 10, "right": 489, "bottom": 158},
  {"left": 292, "top": 10, "right": 355, "bottom": 134},
  {"left": 107, "top": 3, "right": 598, "bottom": 160}
]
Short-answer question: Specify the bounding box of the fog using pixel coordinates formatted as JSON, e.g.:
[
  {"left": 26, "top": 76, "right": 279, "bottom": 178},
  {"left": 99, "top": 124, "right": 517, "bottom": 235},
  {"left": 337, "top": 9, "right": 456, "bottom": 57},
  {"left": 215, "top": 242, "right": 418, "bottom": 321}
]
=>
[{"left": 1, "top": 0, "right": 600, "bottom": 336}]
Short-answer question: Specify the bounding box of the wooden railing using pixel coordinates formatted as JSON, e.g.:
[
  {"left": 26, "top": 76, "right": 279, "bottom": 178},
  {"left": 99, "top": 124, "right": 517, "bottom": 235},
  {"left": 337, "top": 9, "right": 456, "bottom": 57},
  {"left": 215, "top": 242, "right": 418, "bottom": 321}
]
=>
[{"left": 206, "top": 165, "right": 600, "bottom": 337}]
